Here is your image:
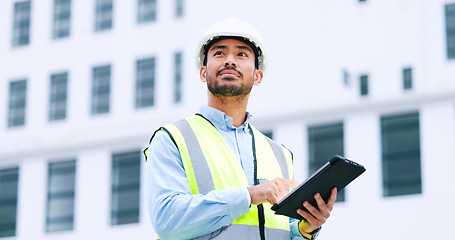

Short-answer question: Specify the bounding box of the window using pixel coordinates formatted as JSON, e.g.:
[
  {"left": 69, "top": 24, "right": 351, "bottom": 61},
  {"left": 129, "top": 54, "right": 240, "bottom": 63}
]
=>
[
  {"left": 360, "top": 74, "right": 368, "bottom": 96},
  {"left": 445, "top": 3, "right": 455, "bottom": 59},
  {"left": 137, "top": 0, "right": 156, "bottom": 23},
  {"left": 12, "top": 1, "right": 31, "bottom": 47},
  {"left": 175, "top": 0, "right": 183, "bottom": 17},
  {"left": 49, "top": 72, "right": 68, "bottom": 121},
  {"left": 263, "top": 130, "right": 273, "bottom": 140},
  {"left": 91, "top": 65, "right": 111, "bottom": 115},
  {"left": 53, "top": 0, "right": 71, "bottom": 39},
  {"left": 308, "top": 123, "right": 345, "bottom": 201},
  {"left": 0, "top": 167, "right": 19, "bottom": 238},
  {"left": 381, "top": 112, "right": 422, "bottom": 197},
  {"left": 403, "top": 67, "right": 412, "bottom": 90},
  {"left": 46, "top": 160, "right": 76, "bottom": 232},
  {"left": 174, "top": 52, "right": 182, "bottom": 103},
  {"left": 343, "top": 69, "right": 350, "bottom": 86},
  {"left": 111, "top": 151, "right": 141, "bottom": 225},
  {"left": 136, "top": 58, "right": 155, "bottom": 108},
  {"left": 8, "top": 80, "right": 27, "bottom": 128},
  {"left": 95, "top": 0, "right": 113, "bottom": 31}
]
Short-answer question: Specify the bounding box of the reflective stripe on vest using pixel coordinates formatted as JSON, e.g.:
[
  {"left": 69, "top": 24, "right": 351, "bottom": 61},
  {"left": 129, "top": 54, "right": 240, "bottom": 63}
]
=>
[
  {"left": 192, "top": 224, "right": 290, "bottom": 240},
  {"left": 146, "top": 115, "right": 293, "bottom": 239},
  {"left": 173, "top": 119, "right": 216, "bottom": 194}
]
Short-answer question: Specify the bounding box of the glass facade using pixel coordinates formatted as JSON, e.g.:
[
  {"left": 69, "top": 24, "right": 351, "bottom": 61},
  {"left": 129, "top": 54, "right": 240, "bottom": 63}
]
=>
[
  {"left": 381, "top": 112, "right": 422, "bottom": 197},
  {"left": 308, "top": 123, "right": 345, "bottom": 201},
  {"left": 8, "top": 80, "right": 27, "bottom": 128},
  {"left": 0, "top": 168, "right": 19, "bottom": 238},
  {"left": 95, "top": 0, "right": 113, "bottom": 31},
  {"left": 49, "top": 72, "right": 68, "bottom": 121},
  {"left": 137, "top": 0, "right": 156, "bottom": 23},
  {"left": 446, "top": 3, "right": 455, "bottom": 59},
  {"left": 111, "top": 151, "right": 141, "bottom": 225},
  {"left": 360, "top": 74, "right": 368, "bottom": 96},
  {"left": 91, "top": 65, "right": 111, "bottom": 115},
  {"left": 403, "top": 67, "right": 412, "bottom": 90},
  {"left": 135, "top": 57, "right": 155, "bottom": 108},
  {"left": 46, "top": 160, "right": 76, "bottom": 232},
  {"left": 343, "top": 69, "right": 350, "bottom": 86},
  {"left": 12, "top": 1, "right": 31, "bottom": 47},
  {"left": 175, "top": 0, "right": 183, "bottom": 17},
  {"left": 53, "top": 0, "right": 71, "bottom": 39},
  {"left": 174, "top": 52, "right": 182, "bottom": 103}
]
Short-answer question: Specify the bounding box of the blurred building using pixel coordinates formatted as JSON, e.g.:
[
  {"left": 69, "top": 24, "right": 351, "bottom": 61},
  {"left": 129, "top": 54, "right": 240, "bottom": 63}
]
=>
[{"left": 0, "top": 0, "right": 454, "bottom": 239}]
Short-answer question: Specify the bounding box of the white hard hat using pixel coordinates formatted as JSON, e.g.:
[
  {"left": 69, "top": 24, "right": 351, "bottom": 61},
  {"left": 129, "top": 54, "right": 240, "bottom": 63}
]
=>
[{"left": 196, "top": 18, "right": 266, "bottom": 72}]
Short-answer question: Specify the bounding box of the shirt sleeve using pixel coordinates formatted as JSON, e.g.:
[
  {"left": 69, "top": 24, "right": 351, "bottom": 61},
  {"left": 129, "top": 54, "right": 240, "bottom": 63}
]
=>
[
  {"left": 290, "top": 218, "right": 307, "bottom": 239},
  {"left": 146, "top": 130, "right": 251, "bottom": 240}
]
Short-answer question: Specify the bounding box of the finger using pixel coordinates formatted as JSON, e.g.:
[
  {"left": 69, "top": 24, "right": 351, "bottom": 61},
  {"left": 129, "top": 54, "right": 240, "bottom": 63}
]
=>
[
  {"left": 278, "top": 183, "right": 290, "bottom": 197},
  {"left": 283, "top": 179, "right": 300, "bottom": 188},
  {"left": 267, "top": 181, "right": 284, "bottom": 203},
  {"left": 327, "top": 187, "right": 337, "bottom": 210},
  {"left": 271, "top": 183, "right": 287, "bottom": 204},
  {"left": 271, "top": 179, "right": 295, "bottom": 199},
  {"left": 275, "top": 185, "right": 291, "bottom": 203},
  {"left": 314, "top": 193, "right": 331, "bottom": 219},
  {"left": 269, "top": 178, "right": 285, "bottom": 192},
  {"left": 265, "top": 186, "right": 279, "bottom": 204},
  {"left": 303, "top": 201, "right": 326, "bottom": 224},
  {"left": 296, "top": 208, "right": 316, "bottom": 225},
  {"left": 268, "top": 193, "right": 279, "bottom": 204},
  {"left": 266, "top": 179, "right": 299, "bottom": 204},
  {"left": 298, "top": 204, "right": 324, "bottom": 230}
]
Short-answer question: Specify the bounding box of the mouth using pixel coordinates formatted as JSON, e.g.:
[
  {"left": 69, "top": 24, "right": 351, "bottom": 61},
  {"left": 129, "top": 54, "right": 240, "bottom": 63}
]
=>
[
  {"left": 216, "top": 68, "right": 243, "bottom": 78},
  {"left": 220, "top": 72, "right": 238, "bottom": 77}
]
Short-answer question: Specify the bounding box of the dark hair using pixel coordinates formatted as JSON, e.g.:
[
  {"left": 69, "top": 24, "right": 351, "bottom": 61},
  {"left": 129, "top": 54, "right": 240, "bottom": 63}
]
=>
[{"left": 203, "top": 36, "right": 260, "bottom": 69}]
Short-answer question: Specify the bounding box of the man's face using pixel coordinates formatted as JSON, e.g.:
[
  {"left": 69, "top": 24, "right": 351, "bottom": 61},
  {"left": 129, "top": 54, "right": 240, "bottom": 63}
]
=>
[{"left": 200, "top": 38, "right": 263, "bottom": 98}]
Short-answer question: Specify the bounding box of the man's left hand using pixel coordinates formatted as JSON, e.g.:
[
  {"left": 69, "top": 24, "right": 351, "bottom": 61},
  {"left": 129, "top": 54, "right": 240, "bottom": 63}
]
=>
[{"left": 296, "top": 187, "right": 337, "bottom": 236}]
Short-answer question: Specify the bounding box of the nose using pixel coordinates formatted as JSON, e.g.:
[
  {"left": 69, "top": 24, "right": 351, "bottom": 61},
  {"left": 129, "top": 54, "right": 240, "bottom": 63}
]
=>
[{"left": 224, "top": 54, "right": 237, "bottom": 67}]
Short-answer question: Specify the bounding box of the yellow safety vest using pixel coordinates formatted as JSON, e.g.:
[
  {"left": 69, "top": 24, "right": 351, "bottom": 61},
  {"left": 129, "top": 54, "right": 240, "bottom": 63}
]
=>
[{"left": 145, "top": 114, "right": 294, "bottom": 240}]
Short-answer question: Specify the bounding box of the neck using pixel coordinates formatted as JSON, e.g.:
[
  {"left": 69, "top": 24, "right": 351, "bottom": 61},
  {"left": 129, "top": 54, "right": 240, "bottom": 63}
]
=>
[{"left": 207, "top": 92, "right": 250, "bottom": 128}]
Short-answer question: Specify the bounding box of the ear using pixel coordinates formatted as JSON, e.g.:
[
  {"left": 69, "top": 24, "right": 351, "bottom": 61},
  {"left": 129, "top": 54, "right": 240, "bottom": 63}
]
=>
[
  {"left": 200, "top": 66, "right": 207, "bottom": 82},
  {"left": 253, "top": 69, "right": 263, "bottom": 86}
]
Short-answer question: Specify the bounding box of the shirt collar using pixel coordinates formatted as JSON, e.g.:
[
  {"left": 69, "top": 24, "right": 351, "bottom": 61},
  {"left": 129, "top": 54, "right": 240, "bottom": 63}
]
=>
[{"left": 198, "top": 106, "right": 252, "bottom": 132}]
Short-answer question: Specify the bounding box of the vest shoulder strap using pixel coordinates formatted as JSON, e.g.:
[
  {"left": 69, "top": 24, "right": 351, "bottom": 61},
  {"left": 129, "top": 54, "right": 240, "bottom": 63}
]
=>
[{"left": 250, "top": 126, "right": 293, "bottom": 180}]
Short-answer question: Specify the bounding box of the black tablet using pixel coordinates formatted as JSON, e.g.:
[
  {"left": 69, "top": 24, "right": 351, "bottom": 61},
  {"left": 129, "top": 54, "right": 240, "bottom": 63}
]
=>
[{"left": 271, "top": 155, "right": 366, "bottom": 220}]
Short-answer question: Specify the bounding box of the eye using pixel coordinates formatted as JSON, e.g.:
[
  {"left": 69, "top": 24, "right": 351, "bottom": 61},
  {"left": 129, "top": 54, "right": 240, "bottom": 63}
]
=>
[
  {"left": 238, "top": 52, "right": 247, "bottom": 57},
  {"left": 213, "top": 51, "right": 224, "bottom": 56}
]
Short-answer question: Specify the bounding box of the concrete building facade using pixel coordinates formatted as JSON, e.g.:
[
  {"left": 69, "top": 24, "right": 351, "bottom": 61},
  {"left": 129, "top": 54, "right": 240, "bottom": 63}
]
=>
[{"left": 1, "top": 0, "right": 454, "bottom": 239}]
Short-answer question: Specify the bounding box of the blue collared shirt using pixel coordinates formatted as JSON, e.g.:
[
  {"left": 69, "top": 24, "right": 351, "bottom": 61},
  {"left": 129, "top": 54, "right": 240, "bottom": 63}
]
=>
[{"left": 146, "top": 106, "right": 306, "bottom": 239}]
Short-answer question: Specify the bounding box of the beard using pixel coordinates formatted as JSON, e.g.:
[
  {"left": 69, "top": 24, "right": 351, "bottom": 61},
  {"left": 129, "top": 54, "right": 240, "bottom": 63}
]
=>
[
  {"left": 206, "top": 68, "right": 254, "bottom": 97},
  {"left": 207, "top": 79, "right": 251, "bottom": 97}
]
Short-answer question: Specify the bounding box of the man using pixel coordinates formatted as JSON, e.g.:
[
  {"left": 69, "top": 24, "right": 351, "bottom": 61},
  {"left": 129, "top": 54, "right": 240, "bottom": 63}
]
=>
[{"left": 145, "top": 18, "right": 337, "bottom": 240}]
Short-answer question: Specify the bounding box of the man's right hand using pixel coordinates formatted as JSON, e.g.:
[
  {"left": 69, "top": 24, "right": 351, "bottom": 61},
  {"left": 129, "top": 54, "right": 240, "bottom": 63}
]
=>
[{"left": 247, "top": 178, "right": 300, "bottom": 205}]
